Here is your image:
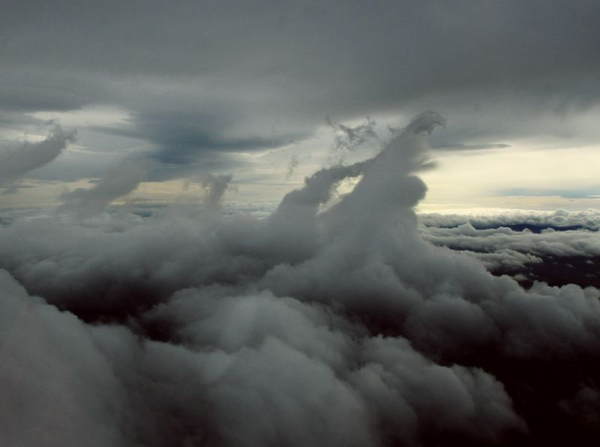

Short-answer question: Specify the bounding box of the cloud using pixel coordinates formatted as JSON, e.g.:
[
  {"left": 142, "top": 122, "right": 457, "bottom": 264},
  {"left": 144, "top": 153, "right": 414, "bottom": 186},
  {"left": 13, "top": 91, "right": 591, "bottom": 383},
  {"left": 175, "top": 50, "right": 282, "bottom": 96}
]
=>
[
  {"left": 422, "top": 222, "right": 600, "bottom": 260},
  {"left": 0, "top": 124, "right": 75, "bottom": 189},
  {"left": 5, "top": 1, "right": 600, "bottom": 105},
  {"left": 0, "top": 270, "right": 130, "bottom": 447},
  {"left": 420, "top": 209, "right": 600, "bottom": 232},
  {"left": 286, "top": 154, "right": 299, "bottom": 179},
  {"left": 58, "top": 157, "right": 149, "bottom": 218},
  {"left": 431, "top": 142, "right": 511, "bottom": 151},
  {"left": 419, "top": 210, "right": 600, "bottom": 288},
  {"left": 0, "top": 268, "right": 523, "bottom": 447},
  {"left": 1, "top": 113, "right": 599, "bottom": 445},
  {"left": 202, "top": 173, "right": 234, "bottom": 209},
  {"left": 326, "top": 116, "right": 379, "bottom": 152},
  {"left": 4, "top": 1, "right": 600, "bottom": 183},
  {"left": 100, "top": 109, "right": 304, "bottom": 165}
]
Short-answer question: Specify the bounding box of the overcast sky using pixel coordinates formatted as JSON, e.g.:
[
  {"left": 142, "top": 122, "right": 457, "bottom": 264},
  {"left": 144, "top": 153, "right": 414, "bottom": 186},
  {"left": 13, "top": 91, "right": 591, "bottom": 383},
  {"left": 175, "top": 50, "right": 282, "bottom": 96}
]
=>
[
  {"left": 3, "top": 5, "right": 600, "bottom": 445},
  {"left": 1, "top": 0, "right": 600, "bottom": 211}
]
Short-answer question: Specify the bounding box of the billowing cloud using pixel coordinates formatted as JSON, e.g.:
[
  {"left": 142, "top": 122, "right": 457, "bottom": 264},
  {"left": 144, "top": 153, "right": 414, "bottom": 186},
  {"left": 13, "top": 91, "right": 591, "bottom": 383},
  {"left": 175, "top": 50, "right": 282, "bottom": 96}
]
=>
[
  {"left": 1, "top": 114, "right": 599, "bottom": 445},
  {"left": 0, "top": 269, "right": 130, "bottom": 447}
]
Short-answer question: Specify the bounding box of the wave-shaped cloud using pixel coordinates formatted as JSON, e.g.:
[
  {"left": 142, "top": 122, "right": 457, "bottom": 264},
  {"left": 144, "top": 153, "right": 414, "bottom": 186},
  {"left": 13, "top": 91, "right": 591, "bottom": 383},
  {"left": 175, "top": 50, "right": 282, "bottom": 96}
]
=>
[
  {"left": 1, "top": 113, "right": 599, "bottom": 446},
  {"left": 0, "top": 124, "right": 75, "bottom": 191}
]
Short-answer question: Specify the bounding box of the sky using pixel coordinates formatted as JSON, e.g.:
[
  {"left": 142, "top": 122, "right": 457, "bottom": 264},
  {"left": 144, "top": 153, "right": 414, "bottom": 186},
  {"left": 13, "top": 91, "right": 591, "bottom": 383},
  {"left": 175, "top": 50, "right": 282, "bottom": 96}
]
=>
[
  {"left": 2, "top": 2, "right": 600, "bottom": 447},
  {"left": 1, "top": 0, "right": 600, "bottom": 211}
]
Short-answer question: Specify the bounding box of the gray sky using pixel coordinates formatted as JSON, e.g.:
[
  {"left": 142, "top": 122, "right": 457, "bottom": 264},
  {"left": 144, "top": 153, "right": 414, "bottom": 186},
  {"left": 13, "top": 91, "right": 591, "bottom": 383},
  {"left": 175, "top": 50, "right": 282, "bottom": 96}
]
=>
[
  {"left": 2, "top": 0, "right": 600, "bottom": 210},
  {"left": 2, "top": 10, "right": 600, "bottom": 442}
]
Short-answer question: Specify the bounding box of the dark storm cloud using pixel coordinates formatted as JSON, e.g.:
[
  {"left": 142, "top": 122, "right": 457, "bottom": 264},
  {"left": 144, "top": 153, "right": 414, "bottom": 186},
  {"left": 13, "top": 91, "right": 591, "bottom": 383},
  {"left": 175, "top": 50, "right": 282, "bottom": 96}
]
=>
[
  {"left": 3, "top": 0, "right": 600, "bottom": 181},
  {"left": 1, "top": 114, "right": 600, "bottom": 446},
  {"left": 118, "top": 112, "right": 302, "bottom": 165}
]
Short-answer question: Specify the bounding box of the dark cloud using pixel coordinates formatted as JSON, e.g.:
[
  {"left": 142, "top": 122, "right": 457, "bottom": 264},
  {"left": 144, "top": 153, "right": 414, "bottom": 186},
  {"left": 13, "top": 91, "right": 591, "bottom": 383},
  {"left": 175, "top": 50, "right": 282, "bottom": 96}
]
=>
[
  {"left": 1, "top": 114, "right": 600, "bottom": 446},
  {"left": 0, "top": 72, "right": 99, "bottom": 113},
  {"left": 3, "top": 0, "right": 600, "bottom": 441},
  {"left": 4, "top": 1, "right": 600, "bottom": 93},
  {"left": 3, "top": 0, "right": 600, "bottom": 181},
  {"left": 0, "top": 270, "right": 131, "bottom": 447},
  {"left": 95, "top": 109, "right": 305, "bottom": 166}
]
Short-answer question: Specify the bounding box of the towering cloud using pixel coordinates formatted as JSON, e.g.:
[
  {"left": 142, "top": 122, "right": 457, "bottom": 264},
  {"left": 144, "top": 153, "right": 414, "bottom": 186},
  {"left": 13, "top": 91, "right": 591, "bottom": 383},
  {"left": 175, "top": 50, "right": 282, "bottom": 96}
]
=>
[
  {"left": 0, "top": 114, "right": 599, "bottom": 446},
  {"left": 202, "top": 173, "right": 234, "bottom": 209}
]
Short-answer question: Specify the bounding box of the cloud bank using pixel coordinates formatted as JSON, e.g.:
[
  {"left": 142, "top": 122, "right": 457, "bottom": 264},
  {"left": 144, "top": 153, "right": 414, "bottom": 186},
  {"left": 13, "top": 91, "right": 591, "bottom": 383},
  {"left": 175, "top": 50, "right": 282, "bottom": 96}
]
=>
[
  {"left": 420, "top": 210, "right": 600, "bottom": 287},
  {"left": 1, "top": 114, "right": 599, "bottom": 446},
  {"left": 4, "top": 0, "right": 600, "bottom": 186}
]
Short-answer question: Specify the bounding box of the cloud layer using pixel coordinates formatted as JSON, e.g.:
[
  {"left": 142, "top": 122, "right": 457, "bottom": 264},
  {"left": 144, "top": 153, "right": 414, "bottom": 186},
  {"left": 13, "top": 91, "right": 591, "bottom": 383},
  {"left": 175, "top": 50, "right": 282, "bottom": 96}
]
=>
[
  {"left": 1, "top": 114, "right": 599, "bottom": 446},
  {"left": 3, "top": 1, "right": 600, "bottom": 187}
]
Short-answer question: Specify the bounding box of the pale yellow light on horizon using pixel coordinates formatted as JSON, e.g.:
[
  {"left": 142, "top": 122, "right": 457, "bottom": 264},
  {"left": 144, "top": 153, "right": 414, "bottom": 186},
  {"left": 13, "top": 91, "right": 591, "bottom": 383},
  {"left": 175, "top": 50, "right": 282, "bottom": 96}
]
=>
[
  {"left": 419, "top": 142, "right": 600, "bottom": 212},
  {"left": 3, "top": 130, "right": 600, "bottom": 214}
]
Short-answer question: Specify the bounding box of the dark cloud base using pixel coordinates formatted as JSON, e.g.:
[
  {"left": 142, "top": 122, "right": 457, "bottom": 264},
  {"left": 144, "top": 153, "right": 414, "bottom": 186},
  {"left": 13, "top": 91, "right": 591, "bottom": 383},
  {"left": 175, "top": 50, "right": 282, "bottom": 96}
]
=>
[{"left": 1, "top": 115, "right": 600, "bottom": 446}]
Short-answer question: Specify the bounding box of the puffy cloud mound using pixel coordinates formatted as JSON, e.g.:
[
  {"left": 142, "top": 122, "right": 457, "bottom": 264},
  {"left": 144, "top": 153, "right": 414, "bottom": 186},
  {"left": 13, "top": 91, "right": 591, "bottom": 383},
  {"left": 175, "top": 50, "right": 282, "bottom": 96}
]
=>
[
  {"left": 0, "top": 270, "right": 129, "bottom": 447},
  {"left": 1, "top": 113, "right": 599, "bottom": 446}
]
